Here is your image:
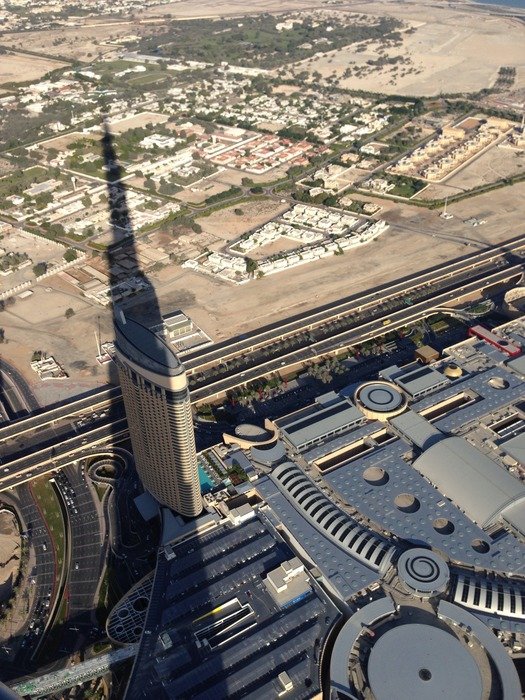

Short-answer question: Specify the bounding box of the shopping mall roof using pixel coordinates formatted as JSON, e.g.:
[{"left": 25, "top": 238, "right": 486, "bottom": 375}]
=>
[
  {"left": 279, "top": 398, "right": 364, "bottom": 450},
  {"left": 412, "top": 436, "right": 525, "bottom": 527},
  {"left": 368, "top": 623, "right": 483, "bottom": 700}
]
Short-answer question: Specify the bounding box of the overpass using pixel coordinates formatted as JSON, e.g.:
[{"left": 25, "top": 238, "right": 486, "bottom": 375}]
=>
[
  {"left": 0, "top": 387, "right": 121, "bottom": 443},
  {"left": 0, "top": 251, "right": 522, "bottom": 491},
  {"left": 189, "top": 262, "right": 523, "bottom": 402},
  {"left": 182, "top": 237, "right": 525, "bottom": 374},
  {"left": 9, "top": 644, "right": 137, "bottom": 698}
]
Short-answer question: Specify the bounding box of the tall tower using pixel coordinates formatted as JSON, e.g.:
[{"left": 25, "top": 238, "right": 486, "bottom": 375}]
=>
[{"left": 113, "top": 313, "right": 202, "bottom": 518}]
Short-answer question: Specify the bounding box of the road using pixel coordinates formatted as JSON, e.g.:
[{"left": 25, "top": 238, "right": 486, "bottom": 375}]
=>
[
  {"left": 0, "top": 359, "right": 39, "bottom": 414},
  {"left": 0, "top": 243, "right": 523, "bottom": 491},
  {"left": 182, "top": 236, "right": 525, "bottom": 373},
  {"left": 189, "top": 262, "right": 523, "bottom": 402},
  {"left": 53, "top": 465, "right": 106, "bottom": 653},
  {"left": 0, "top": 486, "right": 56, "bottom": 678}
]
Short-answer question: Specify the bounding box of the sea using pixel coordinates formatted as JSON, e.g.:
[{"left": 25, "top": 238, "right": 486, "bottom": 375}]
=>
[{"left": 474, "top": 0, "right": 525, "bottom": 8}]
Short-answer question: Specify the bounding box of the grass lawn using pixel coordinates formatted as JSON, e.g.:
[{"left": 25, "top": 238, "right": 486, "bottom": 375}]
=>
[
  {"left": 31, "top": 477, "right": 65, "bottom": 587},
  {"left": 125, "top": 72, "right": 169, "bottom": 87},
  {"left": 94, "top": 483, "right": 108, "bottom": 501},
  {"left": 0, "top": 166, "right": 49, "bottom": 200}
]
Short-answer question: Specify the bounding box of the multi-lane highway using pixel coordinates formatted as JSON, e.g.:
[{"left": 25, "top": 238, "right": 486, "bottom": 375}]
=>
[
  {"left": 0, "top": 387, "right": 121, "bottom": 443},
  {"left": 189, "top": 261, "right": 523, "bottom": 401},
  {"left": 0, "top": 486, "right": 56, "bottom": 676},
  {"left": 182, "top": 237, "right": 525, "bottom": 374},
  {"left": 53, "top": 466, "right": 106, "bottom": 641},
  {"left": 0, "top": 239, "right": 522, "bottom": 492}
]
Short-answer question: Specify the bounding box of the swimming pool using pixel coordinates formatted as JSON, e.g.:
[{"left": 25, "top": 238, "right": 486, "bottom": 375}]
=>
[{"left": 198, "top": 465, "right": 215, "bottom": 494}]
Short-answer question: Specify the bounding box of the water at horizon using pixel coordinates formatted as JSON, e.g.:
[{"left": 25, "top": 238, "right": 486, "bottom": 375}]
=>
[{"left": 474, "top": 0, "right": 525, "bottom": 9}]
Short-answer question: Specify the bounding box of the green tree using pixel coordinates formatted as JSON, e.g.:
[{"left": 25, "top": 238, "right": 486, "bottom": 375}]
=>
[
  {"left": 65, "top": 308, "right": 75, "bottom": 319},
  {"left": 63, "top": 248, "right": 78, "bottom": 263},
  {"left": 33, "top": 262, "right": 47, "bottom": 277},
  {"left": 245, "top": 257, "right": 258, "bottom": 274}
]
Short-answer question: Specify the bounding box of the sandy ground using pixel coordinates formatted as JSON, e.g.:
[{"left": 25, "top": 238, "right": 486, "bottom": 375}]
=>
[
  {"left": 216, "top": 167, "right": 289, "bottom": 186},
  {"left": 0, "top": 0, "right": 520, "bottom": 99},
  {"left": 1, "top": 180, "right": 523, "bottom": 406},
  {"left": 0, "top": 231, "right": 66, "bottom": 292},
  {"left": 141, "top": 0, "right": 320, "bottom": 18},
  {"left": 0, "top": 511, "right": 20, "bottom": 602},
  {"left": 290, "top": 1, "right": 525, "bottom": 96},
  {"left": 38, "top": 132, "right": 86, "bottom": 151},
  {"left": 0, "top": 24, "right": 138, "bottom": 62},
  {"left": 433, "top": 145, "right": 525, "bottom": 192},
  {"left": 196, "top": 198, "right": 290, "bottom": 245},
  {"left": 110, "top": 112, "right": 169, "bottom": 133},
  {"left": 0, "top": 52, "right": 68, "bottom": 85},
  {"left": 175, "top": 180, "right": 230, "bottom": 204}
]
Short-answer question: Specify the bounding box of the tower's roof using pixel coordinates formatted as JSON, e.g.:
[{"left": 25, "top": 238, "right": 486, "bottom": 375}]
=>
[{"left": 114, "top": 314, "right": 184, "bottom": 377}]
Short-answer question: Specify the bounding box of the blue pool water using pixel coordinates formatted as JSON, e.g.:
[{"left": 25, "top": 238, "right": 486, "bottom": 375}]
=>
[{"left": 198, "top": 465, "right": 215, "bottom": 494}]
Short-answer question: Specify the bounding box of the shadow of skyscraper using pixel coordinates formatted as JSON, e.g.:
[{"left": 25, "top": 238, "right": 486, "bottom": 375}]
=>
[
  {"left": 100, "top": 115, "right": 202, "bottom": 519},
  {"left": 100, "top": 116, "right": 216, "bottom": 699}
]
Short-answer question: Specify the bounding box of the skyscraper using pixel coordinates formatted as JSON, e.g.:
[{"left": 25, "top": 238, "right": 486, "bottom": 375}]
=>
[{"left": 113, "top": 313, "right": 202, "bottom": 518}]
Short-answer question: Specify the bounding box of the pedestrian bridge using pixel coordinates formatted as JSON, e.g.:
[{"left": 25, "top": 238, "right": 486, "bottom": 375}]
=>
[{"left": 9, "top": 644, "right": 137, "bottom": 698}]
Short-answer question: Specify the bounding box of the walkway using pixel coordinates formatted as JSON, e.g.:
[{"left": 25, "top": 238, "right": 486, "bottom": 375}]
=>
[{"left": 9, "top": 644, "right": 137, "bottom": 698}]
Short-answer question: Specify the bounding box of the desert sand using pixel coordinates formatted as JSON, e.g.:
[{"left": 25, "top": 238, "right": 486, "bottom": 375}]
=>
[
  {"left": 0, "top": 511, "right": 21, "bottom": 602},
  {"left": 0, "top": 52, "right": 68, "bottom": 86},
  {"left": 291, "top": 2, "right": 525, "bottom": 95}
]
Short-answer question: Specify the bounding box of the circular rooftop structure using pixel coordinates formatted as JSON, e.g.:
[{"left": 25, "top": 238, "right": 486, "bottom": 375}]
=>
[
  {"left": 443, "top": 363, "right": 463, "bottom": 378},
  {"left": 354, "top": 381, "right": 407, "bottom": 421},
  {"left": 330, "top": 598, "right": 521, "bottom": 700},
  {"left": 397, "top": 548, "right": 450, "bottom": 597},
  {"left": 235, "top": 423, "right": 269, "bottom": 442},
  {"left": 368, "top": 624, "right": 482, "bottom": 700}
]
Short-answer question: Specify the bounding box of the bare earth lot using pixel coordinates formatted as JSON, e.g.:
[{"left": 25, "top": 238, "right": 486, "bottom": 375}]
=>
[
  {"left": 291, "top": 1, "right": 525, "bottom": 96},
  {"left": 110, "top": 112, "right": 169, "bottom": 133},
  {"left": 196, "top": 199, "right": 290, "bottom": 245},
  {"left": 0, "top": 511, "right": 20, "bottom": 602},
  {"left": 1, "top": 182, "right": 524, "bottom": 405},
  {"left": 0, "top": 52, "right": 68, "bottom": 86},
  {"left": 39, "top": 132, "right": 86, "bottom": 151},
  {"left": 175, "top": 180, "right": 230, "bottom": 205},
  {"left": 0, "top": 23, "right": 141, "bottom": 62},
  {"left": 435, "top": 145, "right": 525, "bottom": 192},
  {"left": 0, "top": 231, "right": 65, "bottom": 292}
]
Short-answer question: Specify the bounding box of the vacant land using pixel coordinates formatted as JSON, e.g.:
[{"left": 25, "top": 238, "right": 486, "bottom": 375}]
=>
[
  {"left": 415, "top": 143, "right": 525, "bottom": 200},
  {"left": 39, "top": 132, "right": 86, "bottom": 151},
  {"left": 1, "top": 181, "right": 523, "bottom": 404},
  {"left": 175, "top": 180, "right": 230, "bottom": 205},
  {"left": 216, "top": 167, "right": 289, "bottom": 187},
  {"left": 196, "top": 198, "right": 289, "bottom": 244},
  {"left": 110, "top": 112, "right": 169, "bottom": 133},
  {"left": 0, "top": 22, "right": 140, "bottom": 62},
  {"left": 0, "top": 229, "right": 68, "bottom": 291},
  {"left": 293, "top": 2, "right": 525, "bottom": 95},
  {"left": 0, "top": 511, "right": 20, "bottom": 601},
  {"left": 142, "top": 0, "right": 321, "bottom": 18},
  {"left": 436, "top": 145, "right": 524, "bottom": 192},
  {"left": 0, "top": 52, "right": 68, "bottom": 86}
]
